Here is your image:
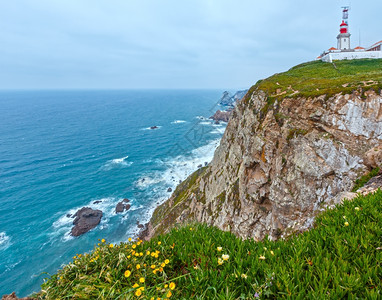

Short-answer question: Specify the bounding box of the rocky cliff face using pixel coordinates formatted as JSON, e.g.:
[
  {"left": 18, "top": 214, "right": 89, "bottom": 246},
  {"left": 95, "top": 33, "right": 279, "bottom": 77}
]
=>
[{"left": 144, "top": 61, "right": 382, "bottom": 241}]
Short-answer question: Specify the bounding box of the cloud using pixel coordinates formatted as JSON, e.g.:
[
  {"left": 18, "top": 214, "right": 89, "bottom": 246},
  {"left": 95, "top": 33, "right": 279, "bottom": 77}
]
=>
[{"left": 0, "top": 0, "right": 381, "bottom": 89}]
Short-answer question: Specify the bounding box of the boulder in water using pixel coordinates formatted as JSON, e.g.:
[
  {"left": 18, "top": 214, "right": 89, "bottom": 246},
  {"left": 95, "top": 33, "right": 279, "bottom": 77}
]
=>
[{"left": 71, "top": 207, "right": 102, "bottom": 237}]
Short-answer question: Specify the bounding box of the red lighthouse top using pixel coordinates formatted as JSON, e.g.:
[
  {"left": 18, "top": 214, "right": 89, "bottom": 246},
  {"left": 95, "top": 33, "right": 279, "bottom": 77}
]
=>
[{"left": 340, "top": 20, "right": 348, "bottom": 34}]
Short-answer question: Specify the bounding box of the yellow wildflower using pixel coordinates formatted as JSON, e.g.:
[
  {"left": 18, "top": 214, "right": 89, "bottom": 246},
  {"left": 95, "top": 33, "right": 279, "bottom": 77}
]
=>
[
  {"left": 158, "top": 241, "right": 162, "bottom": 245},
  {"left": 159, "top": 267, "right": 164, "bottom": 272},
  {"left": 133, "top": 283, "right": 139, "bottom": 288},
  {"left": 259, "top": 255, "right": 266, "bottom": 260},
  {"left": 109, "top": 244, "right": 114, "bottom": 248},
  {"left": 169, "top": 282, "right": 176, "bottom": 290},
  {"left": 344, "top": 222, "right": 349, "bottom": 226},
  {"left": 218, "top": 258, "right": 223, "bottom": 265},
  {"left": 146, "top": 251, "right": 151, "bottom": 255},
  {"left": 136, "top": 264, "right": 141, "bottom": 270},
  {"left": 132, "top": 244, "right": 137, "bottom": 249},
  {"left": 167, "top": 291, "right": 172, "bottom": 298},
  {"left": 135, "top": 289, "right": 142, "bottom": 296},
  {"left": 222, "top": 254, "right": 229, "bottom": 261},
  {"left": 124, "top": 270, "right": 131, "bottom": 278},
  {"left": 241, "top": 274, "right": 248, "bottom": 279},
  {"left": 151, "top": 264, "right": 156, "bottom": 269},
  {"left": 101, "top": 239, "right": 105, "bottom": 243},
  {"left": 128, "top": 237, "right": 132, "bottom": 241},
  {"left": 165, "top": 284, "right": 168, "bottom": 288},
  {"left": 217, "top": 247, "right": 222, "bottom": 252},
  {"left": 270, "top": 250, "right": 274, "bottom": 256},
  {"left": 355, "top": 207, "right": 360, "bottom": 211},
  {"left": 165, "top": 259, "right": 170, "bottom": 264},
  {"left": 161, "top": 263, "right": 166, "bottom": 267},
  {"left": 139, "top": 277, "right": 145, "bottom": 283}
]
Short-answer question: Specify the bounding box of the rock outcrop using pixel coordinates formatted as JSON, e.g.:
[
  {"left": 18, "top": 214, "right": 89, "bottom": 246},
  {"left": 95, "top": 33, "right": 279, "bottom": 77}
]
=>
[
  {"left": 1, "top": 292, "right": 33, "bottom": 300},
  {"left": 144, "top": 88, "right": 382, "bottom": 241},
  {"left": 71, "top": 207, "right": 103, "bottom": 237},
  {"left": 209, "top": 110, "right": 232, "bottom": 123}
]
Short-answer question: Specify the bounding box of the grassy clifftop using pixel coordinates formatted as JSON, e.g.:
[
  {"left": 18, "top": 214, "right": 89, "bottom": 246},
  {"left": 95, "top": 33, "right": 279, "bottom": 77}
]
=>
[
  {"left": 244, "top": 59, "right": 382, "bottom": 103},
  {"left": 36, "top": 190, "right": 381, "bottom": 299}
]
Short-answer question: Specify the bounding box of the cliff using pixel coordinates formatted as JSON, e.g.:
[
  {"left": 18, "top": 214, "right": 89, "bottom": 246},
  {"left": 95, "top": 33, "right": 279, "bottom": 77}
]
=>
[{"left": 144, "top": 59, "right": 382, "bottom": 241}]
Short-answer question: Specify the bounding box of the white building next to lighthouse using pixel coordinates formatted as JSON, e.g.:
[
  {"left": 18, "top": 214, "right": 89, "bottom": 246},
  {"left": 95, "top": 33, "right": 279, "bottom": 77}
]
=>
[{"left": 319, "top": 7, "right": 382, "bottom": 62}]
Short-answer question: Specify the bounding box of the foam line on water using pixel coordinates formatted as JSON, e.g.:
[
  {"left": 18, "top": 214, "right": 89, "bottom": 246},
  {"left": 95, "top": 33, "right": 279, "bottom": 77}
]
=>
[
  {"left": 0, "top": 232, "right": 11, "bottom": 250},
  {"left": 102, "top": 155, "right": 133, "bottom": 171},
  {"left": 171, "top": 120, "right": 187, "bottom": 124}
]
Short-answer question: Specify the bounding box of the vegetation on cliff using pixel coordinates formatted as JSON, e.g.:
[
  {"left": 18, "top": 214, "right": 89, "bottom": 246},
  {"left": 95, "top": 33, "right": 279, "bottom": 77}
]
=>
[
  {"left": 243, "top": 58, "right": 382, "bottom": 104},
  {"left": 37, "top": 190, "right": 381, "bottom": 299}
]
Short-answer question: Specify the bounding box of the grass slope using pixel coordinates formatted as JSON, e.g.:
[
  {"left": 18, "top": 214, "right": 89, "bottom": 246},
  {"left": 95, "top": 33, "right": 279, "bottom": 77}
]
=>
[
  {"left": 37, "top": 190, "right": 382, "bottom": 299},
  {"left": 244, "top": 59, "right": 382, "bottom": 103}
]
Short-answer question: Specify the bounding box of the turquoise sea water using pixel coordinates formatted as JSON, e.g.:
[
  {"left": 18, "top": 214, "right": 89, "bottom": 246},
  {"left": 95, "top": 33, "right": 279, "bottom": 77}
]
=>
[{"left": 0, "top": 90, "right": 226, "bottom": 296}]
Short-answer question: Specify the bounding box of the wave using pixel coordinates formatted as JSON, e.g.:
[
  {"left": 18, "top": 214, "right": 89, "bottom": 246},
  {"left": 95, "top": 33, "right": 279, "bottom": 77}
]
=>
[
  {"left": 171, "top": 120, "right": 187, "bottom": 124},
  {"left": 196, "top": 116, "right": 208, "bottom": 120},
  {"left": 102, "top": 155, "right": 133, "bottom": 171},
  {"left": 0, "top": 232, "right": 11, "bottom": 250}
]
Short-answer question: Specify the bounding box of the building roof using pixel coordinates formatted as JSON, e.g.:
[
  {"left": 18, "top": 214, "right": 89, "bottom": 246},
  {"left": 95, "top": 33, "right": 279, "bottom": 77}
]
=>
[
  {"left": 370, "top": 40, "right": 382, "bottom": 47},
  {"left": 354, "top": 46, "right": 365, "bottom": 49},
  {"left": 328, "top": 47, "right": 338, "bottom": 51}
]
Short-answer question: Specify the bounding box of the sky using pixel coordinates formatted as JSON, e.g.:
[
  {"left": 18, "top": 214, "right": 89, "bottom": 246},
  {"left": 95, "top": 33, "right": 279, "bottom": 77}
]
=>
[{"left": 0, "top": 0, "right": 381, "bottom": 89}]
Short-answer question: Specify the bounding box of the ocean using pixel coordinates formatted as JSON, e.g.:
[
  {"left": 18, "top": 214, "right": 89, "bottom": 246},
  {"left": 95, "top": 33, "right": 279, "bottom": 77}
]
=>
[{"left": 0, "top": 89, "right": 227, "bottom": 296}]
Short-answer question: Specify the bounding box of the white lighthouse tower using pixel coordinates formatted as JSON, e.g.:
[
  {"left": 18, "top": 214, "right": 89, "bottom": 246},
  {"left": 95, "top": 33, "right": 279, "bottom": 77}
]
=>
[{"left": 337, "top": 7, "right": 351, "bottom": 50}]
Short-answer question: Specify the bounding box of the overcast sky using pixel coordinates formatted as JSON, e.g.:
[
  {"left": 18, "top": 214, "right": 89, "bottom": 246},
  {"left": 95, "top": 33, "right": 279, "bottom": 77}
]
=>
[{"left": 0, "top": 0, "right": 381, "bottom": 89}]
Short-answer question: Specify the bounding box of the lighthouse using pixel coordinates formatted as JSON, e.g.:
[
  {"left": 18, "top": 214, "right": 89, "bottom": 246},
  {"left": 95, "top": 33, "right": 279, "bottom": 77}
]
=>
[
  {"left": 337, "top": 7, "right": 351, "bottom": 50},
  {"left": 319, "top": 6, "right": 382, "bottom": 62}
]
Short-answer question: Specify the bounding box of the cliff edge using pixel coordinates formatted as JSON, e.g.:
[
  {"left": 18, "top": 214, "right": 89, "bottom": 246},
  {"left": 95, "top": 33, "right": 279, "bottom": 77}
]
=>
[{"left": 143, "top": 59, "right": 382, "bottom": 241}]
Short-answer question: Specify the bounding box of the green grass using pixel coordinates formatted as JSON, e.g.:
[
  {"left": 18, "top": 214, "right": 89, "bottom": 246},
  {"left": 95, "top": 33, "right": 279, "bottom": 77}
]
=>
[
  {"left": 352, "top": 167, "right": 380, "bottom": 192},
  {"left": 243, "top": 59, "right": 382, "bottom": 104},
  {"left": 37, "top": 190, "right": 382, "bottom": 299}
]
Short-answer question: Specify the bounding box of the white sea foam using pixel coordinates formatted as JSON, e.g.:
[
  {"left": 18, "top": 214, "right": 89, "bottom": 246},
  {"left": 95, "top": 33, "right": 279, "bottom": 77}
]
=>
[
  {"left": 196, "top": 116, "right": 208, "bottom": 120},
  {"left": 102, "top": 155, "right": 133, "bottom": 170},
  {"left": 0, "top": 232, "right": 11, "bottom": 250},
  {"left": 171, "top": 120, "right": 187, "bottom": 124},
  {"left": 133, "top": 138, "right": 221, "bottom": 229},
  {"left": 211, "top": 127, "right": 226, "bottom": 134},
  {"left": 199, "top": 121, "right": 213, "bottom": 125}
]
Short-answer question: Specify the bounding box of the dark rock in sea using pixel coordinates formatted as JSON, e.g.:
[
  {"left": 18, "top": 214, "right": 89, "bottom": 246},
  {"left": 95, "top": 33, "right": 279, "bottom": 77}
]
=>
[
  {"left": 70, "top": 207, "right": 102, "bottom": 237},
  {"left": 66, "top": 213, "right": 72, "bottom": 218},
  {"left": 115, "top": 202, "right": 125, "bottom": 213},
  {"left": 115, "top": 201, "right": 131, "bottom": 213},
  {"left": 197, "top": 164, "right": 203, "bottom": 168},
  {"left": 210, "top": 109, "right": 232, "bottom": 123},
  {"left": 167, "top": 187, "right": 172, "bottom": 193},
  {"left": 137, "top": 221, "right": 144, "bottom": 229},
  {"left": 93, "top": 200, "right": 102, "bottom": 204},
  {"left": 214, "top": 120, "right": 220, "bottom": 125},
  {"left": 115, "top": 200, "right": 131, "bottom": 213},
  {"left": 204, "top": 162, "right": 208, "bottom": 166},
  {"left": 150, "top": 126, "right": 158, "bottom": 130}
]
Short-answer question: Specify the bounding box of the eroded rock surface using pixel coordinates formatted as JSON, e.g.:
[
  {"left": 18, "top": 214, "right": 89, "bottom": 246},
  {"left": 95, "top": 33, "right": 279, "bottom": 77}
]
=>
[{"left": 145, "top": 88, "right": 382, "bottom": 241}]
